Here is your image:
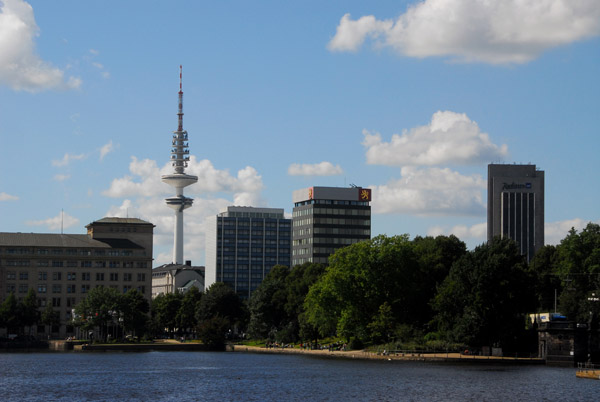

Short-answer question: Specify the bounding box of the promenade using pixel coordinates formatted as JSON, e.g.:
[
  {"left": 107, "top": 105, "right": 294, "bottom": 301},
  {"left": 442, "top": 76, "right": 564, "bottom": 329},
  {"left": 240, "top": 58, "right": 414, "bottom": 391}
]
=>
[{"left": 231, "top": 344, "right": 544, "bottom": 365}]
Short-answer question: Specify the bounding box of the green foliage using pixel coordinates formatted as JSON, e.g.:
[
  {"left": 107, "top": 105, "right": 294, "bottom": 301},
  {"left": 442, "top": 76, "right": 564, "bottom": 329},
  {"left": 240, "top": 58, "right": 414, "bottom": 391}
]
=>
[
  {"left": 247, "top": 265, "right": 290, "bottom": 339},
  {"left": 196, "top": 282, "right": 247, "bottom": 333},
  {"left": 41, "top": 303, "right": 60, "bottom": 332},
  {"left": 554, "top": 223, "right": 600, "bottom": 323},
  {"left": 176, "top": 286, "right": 202, "bottom": 333},
  {"left": 528, "top": 245, "right": 561, "bottom": 311},
  {"left": 432, "top": 237, "right": 535, "bottom": 351},
  {"left": 122, "top": 289, "right": 150, "bottom": 337},
  {"left": 197, "top": 315, "right": 230, "bottom": 349},
  {"left": 0, "top": 292, "right": 20, "bottom": 333},
  {"left": 20, "top": 289, "right": 39, "bottom": 333},
  {"left": 151, "top": 292, "right": 183, "bottom": 335}
]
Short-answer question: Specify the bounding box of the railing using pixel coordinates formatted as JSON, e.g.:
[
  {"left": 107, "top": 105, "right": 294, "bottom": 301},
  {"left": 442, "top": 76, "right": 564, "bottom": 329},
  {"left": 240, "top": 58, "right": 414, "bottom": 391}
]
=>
[{"left": 577, "top": 362, "right": 600, "bottom": 372}]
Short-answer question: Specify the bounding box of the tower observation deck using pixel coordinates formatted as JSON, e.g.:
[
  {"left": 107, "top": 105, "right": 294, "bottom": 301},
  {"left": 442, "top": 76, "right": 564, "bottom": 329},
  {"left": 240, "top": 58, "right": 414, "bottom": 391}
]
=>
[{"left": 161, "top": 66, "right": 198, "bottom": 264}]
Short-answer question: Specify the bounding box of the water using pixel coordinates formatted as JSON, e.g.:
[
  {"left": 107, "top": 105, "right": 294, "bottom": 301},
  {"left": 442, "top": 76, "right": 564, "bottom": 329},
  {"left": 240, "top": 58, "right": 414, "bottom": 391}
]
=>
[{"left": 0, "top": 351, "right": 595, "bottom": 401}]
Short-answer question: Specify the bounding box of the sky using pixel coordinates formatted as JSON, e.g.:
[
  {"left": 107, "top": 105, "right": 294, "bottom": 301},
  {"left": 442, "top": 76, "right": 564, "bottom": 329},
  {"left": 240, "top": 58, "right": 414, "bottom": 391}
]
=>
[{"left": 0, "top": 0, "right": 599, "bottom": 267}]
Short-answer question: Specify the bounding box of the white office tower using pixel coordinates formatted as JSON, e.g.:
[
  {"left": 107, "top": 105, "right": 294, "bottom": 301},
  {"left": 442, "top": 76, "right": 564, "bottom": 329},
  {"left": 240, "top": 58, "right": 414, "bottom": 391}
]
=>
[{"left": 161, "top": 66, "right": 198, "bottom": 264}]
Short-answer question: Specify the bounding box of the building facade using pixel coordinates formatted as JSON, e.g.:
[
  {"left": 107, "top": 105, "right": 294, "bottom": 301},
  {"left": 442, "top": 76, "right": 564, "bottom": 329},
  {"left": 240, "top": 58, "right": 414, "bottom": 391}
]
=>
[
  {"left": 487, "top": 164, "right": 544, "bottom": 261},
  {"left": 151, "top": 263, "right": 205, "bottom": 298},
  {"left": 205, "top": 206, "right": 291, "bottom": 299},
  {"left": 292, "top": 186, "right": 372, "bottom": 266},
  {"left": 0, "top": 217, "right": 154, "bottom": 338}
]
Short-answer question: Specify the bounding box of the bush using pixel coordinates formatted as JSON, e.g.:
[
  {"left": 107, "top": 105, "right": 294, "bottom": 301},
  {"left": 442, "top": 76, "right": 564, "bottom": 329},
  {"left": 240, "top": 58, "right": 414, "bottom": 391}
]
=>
[{"left": 349, "top": 338, "right": 364, "bottom": 350}]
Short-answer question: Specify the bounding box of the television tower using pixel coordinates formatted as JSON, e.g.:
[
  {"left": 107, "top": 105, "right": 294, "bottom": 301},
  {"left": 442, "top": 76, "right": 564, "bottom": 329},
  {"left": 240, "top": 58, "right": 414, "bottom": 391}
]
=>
[{"left": 161, "top": 65, "right": 198, "bottom": 264}]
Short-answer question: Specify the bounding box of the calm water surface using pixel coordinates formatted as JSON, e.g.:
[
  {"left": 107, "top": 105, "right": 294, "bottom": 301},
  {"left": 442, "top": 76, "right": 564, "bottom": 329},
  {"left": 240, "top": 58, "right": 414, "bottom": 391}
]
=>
[{"left": 0, "top": 351, "right": 596, "bottom": 401}]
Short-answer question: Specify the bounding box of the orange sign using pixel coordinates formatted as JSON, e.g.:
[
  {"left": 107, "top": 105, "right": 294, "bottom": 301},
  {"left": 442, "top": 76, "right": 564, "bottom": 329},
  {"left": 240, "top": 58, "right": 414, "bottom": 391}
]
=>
[
  {"left": 359, "top": 188, "right": 372, "bottom": 201},
  {"left": 308, "top": 187, "right": 313, "bottom": 200}
]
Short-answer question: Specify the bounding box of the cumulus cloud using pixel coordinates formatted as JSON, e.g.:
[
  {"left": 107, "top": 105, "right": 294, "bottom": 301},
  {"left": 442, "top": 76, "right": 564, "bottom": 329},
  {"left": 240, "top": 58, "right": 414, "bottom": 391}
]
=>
[
  {"left": 288, "top": 161, "right": 344, "bottom": 176},
  {"left": 52, "top": 152, "right": 86, "bottom": 167},
  {"left": 328, "top": 1, "right": 600, "bottom": 64},
  {"left": 0, "top": 0, "right": 81, "bottom": 91},
  {"left": 428, "top": 222, "right": 487, "bottom": 240},
  {"left": 99, "top": 140, "right": 115, "bottom": 161},
  {"left": 363, "top": 111, "right": 508, "bottom": 167},
  {"left": 370, "top": 166, "right": 485, "bottom": 216},
  {"left": 26, "top": 211, "right": 79, "bottom": 230},
  {"left": 102, "top": 156, "right": 266, "bottom": 265},
  {"left": 545, "top": 218, "right": 600, "bottom": 245},
  {"left": 0, "top": 191, "right": 19, "bottom": 201}
]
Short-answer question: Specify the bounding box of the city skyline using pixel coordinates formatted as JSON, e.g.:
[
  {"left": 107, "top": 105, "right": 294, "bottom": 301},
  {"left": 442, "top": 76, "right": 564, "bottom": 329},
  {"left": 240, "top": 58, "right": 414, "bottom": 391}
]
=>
[{"left": 1, "top": 0, "right": 599, "bottom": 266}]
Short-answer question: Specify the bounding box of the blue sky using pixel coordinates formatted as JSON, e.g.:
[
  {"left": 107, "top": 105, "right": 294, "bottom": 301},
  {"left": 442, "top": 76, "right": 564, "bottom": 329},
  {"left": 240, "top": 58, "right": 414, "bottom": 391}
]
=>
[{"left": 1, "top": 0, "right": 599, "bottom": 266}]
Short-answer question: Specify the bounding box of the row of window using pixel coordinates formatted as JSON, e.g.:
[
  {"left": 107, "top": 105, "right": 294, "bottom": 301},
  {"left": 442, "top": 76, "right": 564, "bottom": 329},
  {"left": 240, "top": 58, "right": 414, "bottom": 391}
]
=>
[
  {"left": 5, "top": 271, "right": 146, "bottom": 282},
  {"left": 1, "top": 248, "right": 137, "bottom": 256},
  {"left": 292, "top": 208, "right": 370, "bottom": 217},
  {"left": 2, "top": 260, "right": 149, "bottom": 268},
  {"left": 294, "top": 199, "right": 369, "bottom": 207},
  {"left": 6, "top": 284, "right": 146, "bottom": 295},
  {"left": 221, "top": 238, "right": 286, "bottom": 245},
  {"left": 220, "top": 229, "right": 286, "bottom": 236},
  {"left": 218, "top": 247, "right": 289, "bottom": 254},
  {"left": 313, "top": 218, "right": 370, "bottom": 226},
  {"left": 221, "top": 220, "right": 291, "bottom": 228}
]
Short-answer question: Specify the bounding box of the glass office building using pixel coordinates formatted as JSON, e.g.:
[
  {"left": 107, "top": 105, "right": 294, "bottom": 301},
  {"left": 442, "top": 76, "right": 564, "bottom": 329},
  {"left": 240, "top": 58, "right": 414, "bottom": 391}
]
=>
[
  {"left": 205, "top": 207, "right": 291, "bottom": 299},
  {"left": 487, "top": 164, "right": 545, "bottom": 262},
  {"left": 292, "top": 186, "right": 372, "bottom": 266}
]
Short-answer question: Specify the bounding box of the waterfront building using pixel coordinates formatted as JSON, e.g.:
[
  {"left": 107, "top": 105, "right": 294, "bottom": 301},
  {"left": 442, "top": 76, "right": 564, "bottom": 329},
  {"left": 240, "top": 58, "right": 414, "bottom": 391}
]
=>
[
  {"left": 161, "top": 66, "right": 198, "bottom": 265},
  {"left": 204, "top": 206, "right": 291, "bottom": 299},
  {"left": 151, "top": 263, "right": 205, "bottom": 298},
  {"left": 0, "top": 217, "right": 154, "bottom": 338},
  {"left": 487, "top": 164, "right": 544, "bottom": 261},
  {"left": 292, "top": 186, "right": 372, "bottom": 266}
]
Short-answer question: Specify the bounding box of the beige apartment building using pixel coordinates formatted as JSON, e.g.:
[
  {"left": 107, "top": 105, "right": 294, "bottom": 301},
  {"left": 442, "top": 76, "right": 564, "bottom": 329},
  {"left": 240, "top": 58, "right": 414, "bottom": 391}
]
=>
[{"left": 0, "top": 217, "right": 154, "bottom": 338}]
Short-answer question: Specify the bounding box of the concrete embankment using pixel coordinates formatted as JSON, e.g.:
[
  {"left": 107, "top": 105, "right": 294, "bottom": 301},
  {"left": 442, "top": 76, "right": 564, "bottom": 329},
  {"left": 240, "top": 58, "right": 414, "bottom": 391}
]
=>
[
  {"left": 230, "top": 345, "right": 545, "bottom": 365},
  {"left": 72, "top": 340, "right": 214, "bottom": 352}
]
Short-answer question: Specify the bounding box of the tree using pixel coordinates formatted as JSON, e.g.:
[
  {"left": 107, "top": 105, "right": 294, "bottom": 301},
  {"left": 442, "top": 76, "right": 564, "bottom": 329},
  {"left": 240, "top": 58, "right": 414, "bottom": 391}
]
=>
[
  {"left": 247, "top": 265, "right": 290, "bottom": 340},
  {"left": 20, "top": 288, "right": 39, "bottom": 335},
  {"left": 196, "top": 283, "right": 247, "bottom": 345},
  {"left": 304, "top": 235, "right": 421, "bottom": 343},
  {"left": 0, "top": 292, "right": 19, "bottom": 334},
  {"left": 122, "top": 289, "right": 150, "bottom": 338},
  {"left": 432, "top": 237, "right": 535, "bottom": 352},
  {"left": 176, "top": 287, "right": 202, "bottom": 335},
  {"left": 73, "top": 287, "right": 122, "bottom": 341},
  {"left": 528, "top": 245, "right": 562, "bottom": 312},
  {"left": 554, "top": 223, "right": 600, "bottom": 323},
  {"left": 41, "top": 303, "right": 60, "bottom": 336},
  {"left": 151, "top": 292, "right": 182, "bottom": 336}
]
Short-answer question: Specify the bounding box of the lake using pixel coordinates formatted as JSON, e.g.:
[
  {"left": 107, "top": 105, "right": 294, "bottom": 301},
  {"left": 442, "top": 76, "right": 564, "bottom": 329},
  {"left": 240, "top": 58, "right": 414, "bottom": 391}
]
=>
[{"left": 0, "top": 351, "right": 595, "bottom": 401}]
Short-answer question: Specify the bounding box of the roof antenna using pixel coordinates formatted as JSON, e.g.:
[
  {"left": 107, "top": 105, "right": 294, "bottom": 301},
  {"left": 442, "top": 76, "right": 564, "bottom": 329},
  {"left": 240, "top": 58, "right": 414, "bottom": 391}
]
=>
[{"left": 61, "top": 209, "right": 64, "bottom": 234}]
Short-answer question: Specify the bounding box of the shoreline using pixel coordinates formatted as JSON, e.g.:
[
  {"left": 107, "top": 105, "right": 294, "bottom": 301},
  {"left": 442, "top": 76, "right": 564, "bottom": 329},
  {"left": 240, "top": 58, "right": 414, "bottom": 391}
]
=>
[{"left": 230, "top": 344, "right": 545, "bottom": 365}]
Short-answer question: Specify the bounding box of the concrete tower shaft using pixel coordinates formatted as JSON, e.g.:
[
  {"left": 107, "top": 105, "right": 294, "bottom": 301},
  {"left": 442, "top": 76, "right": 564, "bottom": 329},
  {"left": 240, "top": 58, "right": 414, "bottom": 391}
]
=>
[{"left": 161, "top": 65, "right": 198, "bottom": 264}]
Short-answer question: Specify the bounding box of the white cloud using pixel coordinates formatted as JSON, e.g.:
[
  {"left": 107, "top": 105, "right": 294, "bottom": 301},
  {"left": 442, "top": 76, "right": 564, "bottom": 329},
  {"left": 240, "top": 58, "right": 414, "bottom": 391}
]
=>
[
  {"left": 428, "top": 222, "right": 487, "bottom": 240},
  {"left": 51, "top": 152, "right": 86, "bottom": 167},
  {"left": 545, "top": 218, "right": 600, "bottom": 246},
  {"left": 328, "top": 1, "right": 600, "bottom": 64},
  {"left": 0, "top": 0, "right": 81, "bottom": 91},
  {"left": 0, "top": 191, "right": 19, "bottom": 201},
  {"left": 26, "top": 211, "right": 79, "bottom": 230},
  {"left": 370, "top": 166, "right": 485, "bottom": 216},
  {"left": 102, "top": 156, "right": 266, "bottom": 265},
  {"left": 99, "top": 140, "right": 115, "bottom": 161},
  {"left": 53, "top": 174, "right": 70, "bottom": 182},
  {"left": 288, "top": 161, "right": 344, "bottom": 176},
  {"left": 363, "top": 111, "right": 508, "bottom": 167}
]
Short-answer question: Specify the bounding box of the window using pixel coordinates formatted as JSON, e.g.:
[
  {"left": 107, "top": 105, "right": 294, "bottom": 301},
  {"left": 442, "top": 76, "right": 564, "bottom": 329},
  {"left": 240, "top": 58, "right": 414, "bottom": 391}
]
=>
[
  {"left": 136, "top": 262, "right": 148, "bottom": 268},
  {"left": 38, "top": 272, "right": 47, "bottom": 281},
  {"left": 38, "top": 284, "right": 47, "bottom": 293},
  {"left": 19, "top": 272, "right": 28, "bottom": 280},
  {"left": 137, "top": 273, "right": 145, "bottom": 282},
  {"left": 37, "top": 260, "right": 49, "bottom": 267},
  {"left": 110, "top": 273, "right": 119, "bottom": 281},
  {"left": 66, "top": 261, "right": 78, "bottom": 268},
  {"left": 81, "top": 273, "right": 90, "bottom": 281},
  {"left": 7, "top": 271, "right": 16, "bottom": 280},
  {"left": 137, "top": 286, "right": 145, "bottom": 294},
  {"left": 52, "top": 298, "right": 61, "bottom": 307},
  {"left": 52, "top": 261, "right": 64, "bottom": 267},
  {"left": 67, "top": 272, "right": 76, "bottom": 281},
  {"left": 81, "top": 285, "right": 90, "bottom": 293},
  {"left": 19, "top": 284, "right": 28, "bottom": 293},
  {"left": 6, "top": 284, "right": 15, "bottom": 293},
  {"left": 66, "top": 297, "right": 76, "bottom": 307},
  {"left": 38, "top": 298, "right": 47, "bottom": 307},
  {"left": 123, "top": 273, "right": 132, "bottom": 281},
  {"left": 109, "top": 261, "right": 119, "bottom": 268},
  {"left": 94, "top": 261, "right": 105, "bottom": 268},
  {"left": 123, "top": 286, "right": 131, "bottom": 293},
  {"left": 81, "top": 261, "right": 92, "bottom": 268},
  {"left": 52, "top": 272, "right": 62, "bottom": 281},
  {"left": 96, "top": 273, "right": 105, "bottom": 281},
  {"left": 66, "top": 285, "right": 76, "bottom": 294},
  {"left": 52, "top": 284, "right": 62, "bottom": 293},
  {"left": 107, "top": 250, "right": 119, "bottom": 256}
]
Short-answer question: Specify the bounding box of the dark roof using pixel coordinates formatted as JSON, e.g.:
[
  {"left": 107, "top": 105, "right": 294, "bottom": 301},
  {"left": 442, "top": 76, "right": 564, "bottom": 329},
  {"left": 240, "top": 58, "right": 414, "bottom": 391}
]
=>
[
  {"left": 93, "top": 238, "right": 144, "bottom": 249},
  {"left": 152, "top": 263, "right": 205, "bottom": 273},
  {"left": 88, "top": 217, "right": 154, "bottom": 226},
  {"left": 0, "top": 233, "right": 110, "bottom": 248}
]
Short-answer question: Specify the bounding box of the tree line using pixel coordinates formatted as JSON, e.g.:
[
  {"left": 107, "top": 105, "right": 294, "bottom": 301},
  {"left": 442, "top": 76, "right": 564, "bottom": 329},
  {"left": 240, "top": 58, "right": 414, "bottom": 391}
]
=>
[{"left": 2, "top": 222, "right": 598, "bottom": 353}]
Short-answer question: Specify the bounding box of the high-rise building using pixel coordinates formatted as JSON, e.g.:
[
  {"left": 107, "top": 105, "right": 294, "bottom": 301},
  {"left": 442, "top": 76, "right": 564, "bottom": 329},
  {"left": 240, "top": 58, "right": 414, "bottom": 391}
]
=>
[
  {"left": 161, "top": 66, "right": 198, "bottom": 265},
  {"left": 292, "top": 186, "right": 372, "bottom": 266},
  {"left": 487, "top": 164, "right": 544, "bottom": 261},
  {"left": 204, "top": 206, "right": 291, "bottom": 299},
  {"left": 0, "top": 217, "right": 154, "bottom": 338}
]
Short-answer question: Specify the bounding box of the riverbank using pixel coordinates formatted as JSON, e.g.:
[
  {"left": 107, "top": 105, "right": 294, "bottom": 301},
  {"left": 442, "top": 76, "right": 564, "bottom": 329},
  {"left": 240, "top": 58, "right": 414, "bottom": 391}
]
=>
[{"left": 230, "top": 344, "right": 545, "bottom": 365}]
